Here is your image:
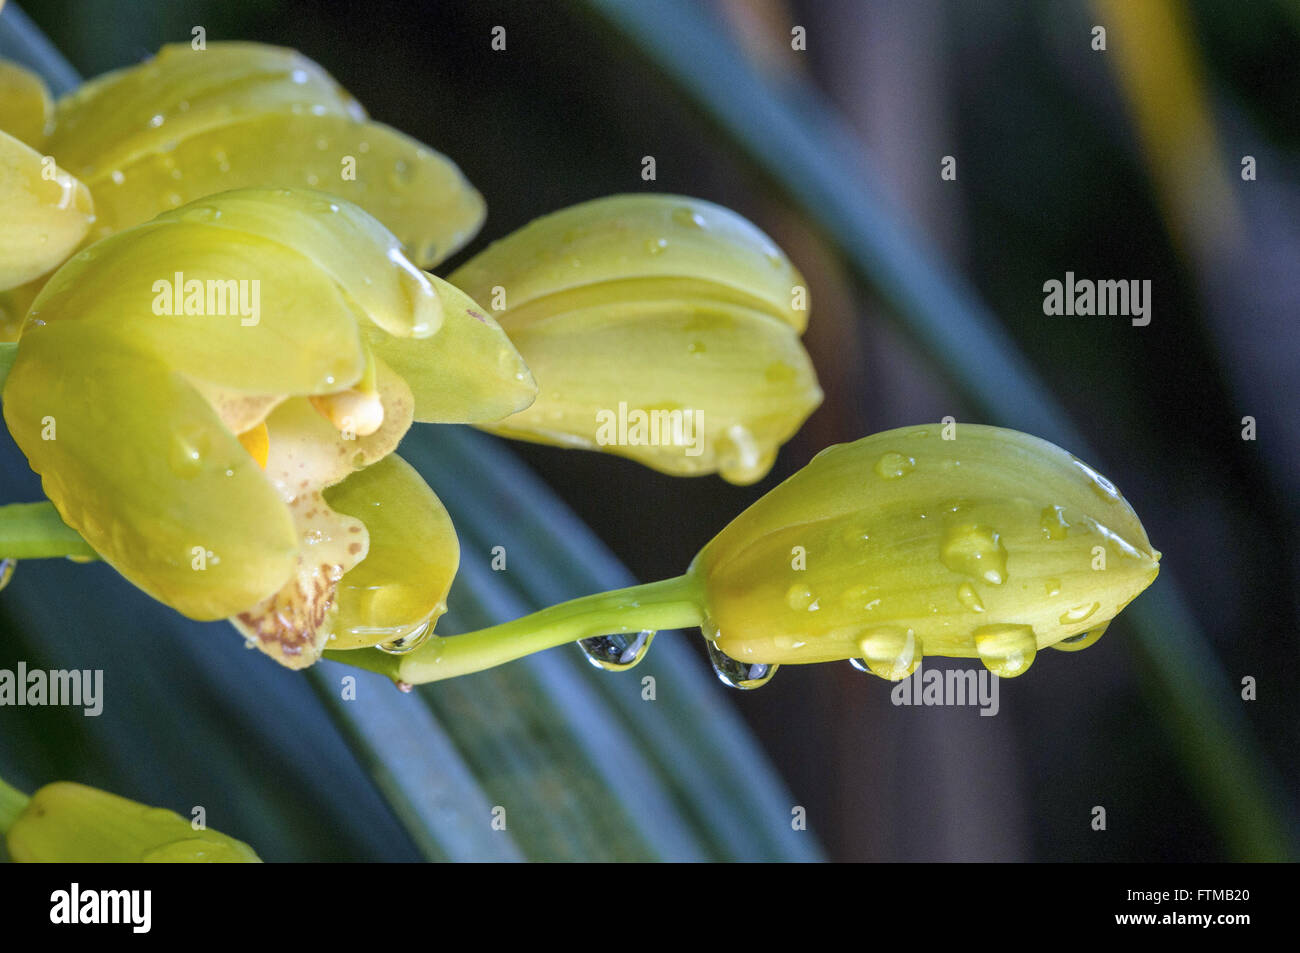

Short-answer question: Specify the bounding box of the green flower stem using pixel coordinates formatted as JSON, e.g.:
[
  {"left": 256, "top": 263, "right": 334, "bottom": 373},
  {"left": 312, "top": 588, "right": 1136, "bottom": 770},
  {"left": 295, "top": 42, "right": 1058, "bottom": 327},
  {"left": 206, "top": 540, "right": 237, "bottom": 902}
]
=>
[
  {"left": 0, "top": 776, "right": 30, "bottom": 835},
  {"left": 0, "top": 502, "right": 98, "bottom": 559},
  {"left": 329, "top": 574, "right": 705, "bottom": 684}
]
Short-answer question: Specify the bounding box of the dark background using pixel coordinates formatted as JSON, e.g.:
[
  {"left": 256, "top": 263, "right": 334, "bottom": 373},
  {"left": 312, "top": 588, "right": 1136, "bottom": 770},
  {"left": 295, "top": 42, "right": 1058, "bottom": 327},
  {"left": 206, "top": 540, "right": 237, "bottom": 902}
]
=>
[{"left": 7, "top": 0, "right": 1298, "bottom": 860}]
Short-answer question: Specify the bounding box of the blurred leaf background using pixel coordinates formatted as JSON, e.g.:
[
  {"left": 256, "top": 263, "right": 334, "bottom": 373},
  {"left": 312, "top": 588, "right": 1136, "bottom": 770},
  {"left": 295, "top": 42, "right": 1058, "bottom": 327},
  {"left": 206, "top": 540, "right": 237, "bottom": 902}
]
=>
[{"left": 1, "top": 0, "right": 1297, "bottom": 860}]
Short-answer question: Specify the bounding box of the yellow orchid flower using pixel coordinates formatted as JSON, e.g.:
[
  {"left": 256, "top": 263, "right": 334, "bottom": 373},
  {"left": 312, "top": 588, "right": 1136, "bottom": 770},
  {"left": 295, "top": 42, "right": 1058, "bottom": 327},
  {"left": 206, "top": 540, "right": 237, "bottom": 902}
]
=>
[
  {"left": 336, "top": 424, "right": 1159, "bottom": 688},
  {"left": 1, "top": 777, "right": 260, "bottom": 862},
  {"left": 449, "top": 194, "right": 823, "bottom": 484},
  {"left": 2, "top": 188, "right": 524, "bottom": 668}
]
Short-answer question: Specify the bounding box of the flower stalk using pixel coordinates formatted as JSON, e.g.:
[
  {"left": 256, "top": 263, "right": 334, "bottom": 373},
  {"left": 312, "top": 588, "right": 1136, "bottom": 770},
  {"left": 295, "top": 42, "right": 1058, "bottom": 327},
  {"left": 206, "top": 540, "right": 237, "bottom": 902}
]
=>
[
  {"left": 331, "top": 574, "right": 704, "bottom": 684},
  {"left": 0, "top": 501, "right": 97, "bottom": 559}
]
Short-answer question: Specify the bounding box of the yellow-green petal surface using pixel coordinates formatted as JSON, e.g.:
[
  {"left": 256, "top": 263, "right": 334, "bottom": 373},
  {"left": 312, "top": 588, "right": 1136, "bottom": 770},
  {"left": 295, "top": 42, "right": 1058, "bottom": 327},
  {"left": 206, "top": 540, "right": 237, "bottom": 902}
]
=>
[
  {"left": 0, "top": 59, "right": 52, "bottom": 147},
  {"left": 26, "top": 219, "right": 367, "bottom": 395},
  {"left": 7, "top": 782, "right": 260, "bottom": 862},
  {"left": 0, "top": 130, "right": 94, "bottom": 291},
  {"left": 365, "top": 274, "right": 536, "bottom": 423},
  {"left": 325, "top": 453, "right": 459, "bottom": 650},
  {"left": 2, "top": 322, "right": 298, "bottom": 619},
  {"left": 48, "top": 43, "right": 484, "bottom": 265}
]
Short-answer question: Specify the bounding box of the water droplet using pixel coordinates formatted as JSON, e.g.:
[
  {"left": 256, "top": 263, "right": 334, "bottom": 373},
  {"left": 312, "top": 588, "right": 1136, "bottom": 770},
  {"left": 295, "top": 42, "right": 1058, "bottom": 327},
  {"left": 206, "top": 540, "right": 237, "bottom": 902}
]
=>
[
  {"left": 717, "top": 425, "right": 772, "bottom": 483},
  {"left": 839, "top": 522, "right": 872, "bottom": 547},
  {"left": 578, "top": 629, "right": 655, "bottom": 671},
  {"left": 1058, "top": 602, "right": 1100, "bottom": 626},
  {"left": 0, "top": 558, "right": 16, "bottom": 592},
  {"left": 1051, "top": 621, "right": 1109, "bottom": 652},
  {"left": 1045, "top": 578, "right": 1062, "bottom": 597},
  {"left": 839, "top": 584, "right": 877, "bottom": 612},
  {"left": 671, "top": 206, "right": 706, "bottom": 229},
  {"left": 973, "top": 623, "right": 1038, "bottom": 677},
  {"left": 179, "top": 205, "right": 220, "bottom": 224},
  {"left": 387, "top": 159, "right": 414, "bottom": 188},
  {"left": 1072, "top": 458, "right": 1121, "bottom": 503},
  {"left": 873, "top": 451, "right": 915, "bottom": 479},
  {"left": 110, "top": 169, "right": 125, "bottom": 185},
  {"left": 853, "top": 626, "right": 921, "bottom": 680},
  {"left": 141, "top": 838, "right": 225, "bottom": 862},
  {"left": 645, "top": 237, "right": 668, "bottom": 255},
  {"left": 148, "top": 113, "right": 165, "bottom": 128},
  {"left": 707, "top": 640, "right": 777, "bottom": 689},
  {"left": 1041, "top": 505, "right": 1069, "bottom": 540},
  {"left": 940, "top": 524, "right": 1008, "bottom": 584},
  {"left": 168, "top": 431, "right": 210, "bottom": 478},
  {"left": 957, "top": 582, "right": 985, "bottom": 612},
  {"left": 785, "top": 583, "right": 814, "bottom": 611},
  {"left": 376, "top": 620, "right": 433, "bottom": 655},
  {"left": 687, "top": 339, "right": 706, "bottom": 355}
]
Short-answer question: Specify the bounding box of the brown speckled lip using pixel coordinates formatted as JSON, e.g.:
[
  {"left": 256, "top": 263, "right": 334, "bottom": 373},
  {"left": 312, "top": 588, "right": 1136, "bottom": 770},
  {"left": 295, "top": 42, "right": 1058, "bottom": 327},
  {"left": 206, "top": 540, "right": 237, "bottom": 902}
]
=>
[{"left": 235, "top": 556, "right": 340, "bottom": 670}]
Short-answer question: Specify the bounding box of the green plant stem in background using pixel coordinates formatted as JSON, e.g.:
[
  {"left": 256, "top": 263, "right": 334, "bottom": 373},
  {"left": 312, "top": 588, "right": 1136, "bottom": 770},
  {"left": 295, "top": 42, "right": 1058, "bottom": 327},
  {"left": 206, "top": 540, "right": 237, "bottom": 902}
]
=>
[
  {"left": 0, "top": 776, "right": 30, "bottom": 835},
  {"left": 332, "top": 574, "right": 704, "bottom": 683},
  {"left": 0, "top": 502, "right": 98, "bottom": 559}
]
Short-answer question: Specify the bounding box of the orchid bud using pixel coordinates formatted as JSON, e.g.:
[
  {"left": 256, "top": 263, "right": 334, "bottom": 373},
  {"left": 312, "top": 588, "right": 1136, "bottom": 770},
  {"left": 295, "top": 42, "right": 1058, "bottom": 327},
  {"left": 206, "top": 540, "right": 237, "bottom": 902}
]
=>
[
  {"left": 450, "top": 194, "right": 822, "bottom": 484},
  {"left": 689, "top": 424, "right": 1160, "bottom": 679}
]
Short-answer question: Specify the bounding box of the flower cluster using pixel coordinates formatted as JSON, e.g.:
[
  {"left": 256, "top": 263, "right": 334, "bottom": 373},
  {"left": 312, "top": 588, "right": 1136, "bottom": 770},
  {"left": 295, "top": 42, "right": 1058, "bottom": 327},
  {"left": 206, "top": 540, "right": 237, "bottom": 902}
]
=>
[{"left": 0, "top": 43, "right": 821, "bottom": 669}]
